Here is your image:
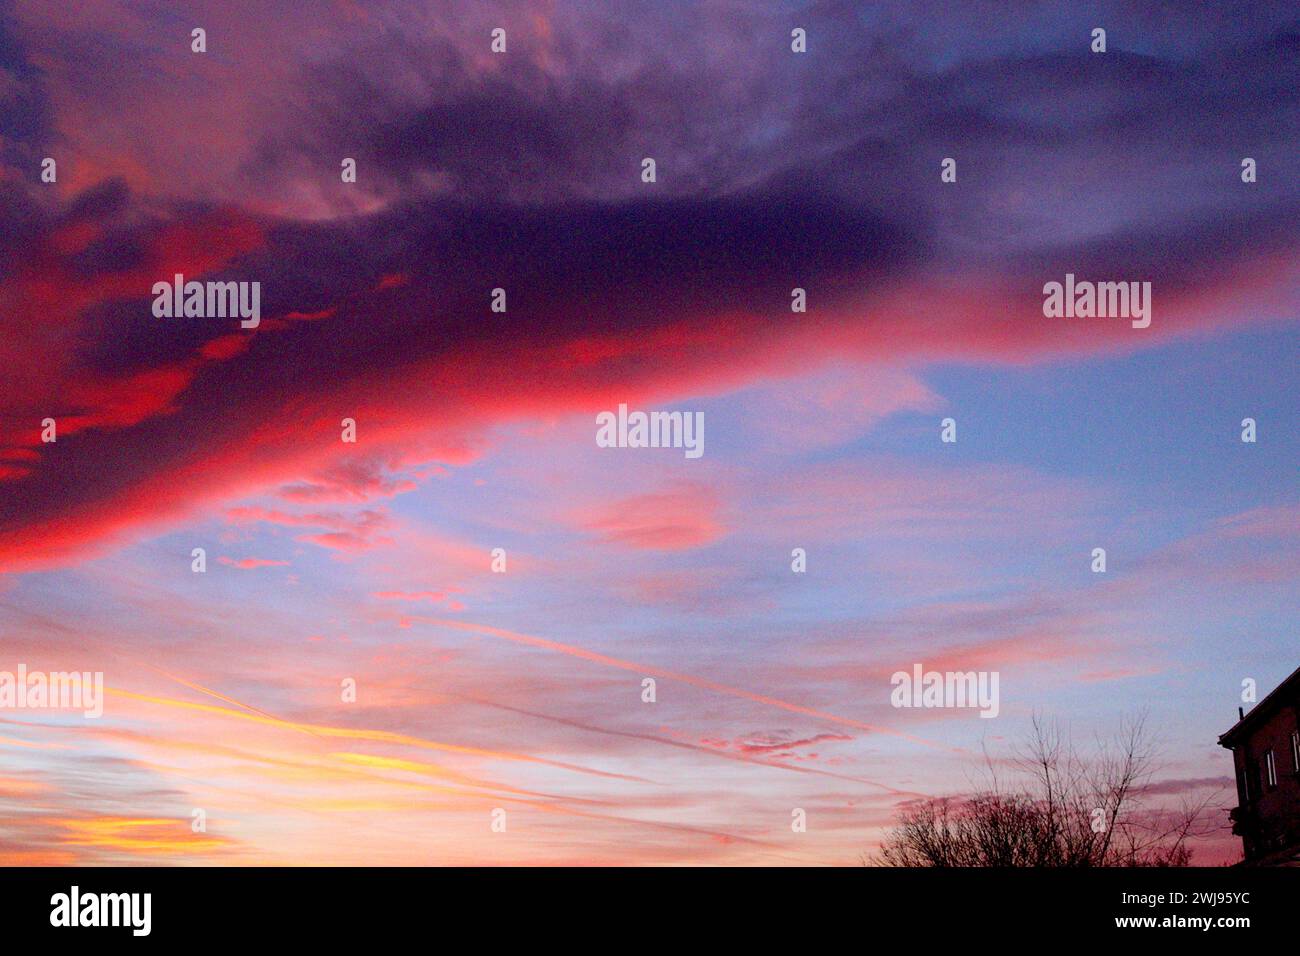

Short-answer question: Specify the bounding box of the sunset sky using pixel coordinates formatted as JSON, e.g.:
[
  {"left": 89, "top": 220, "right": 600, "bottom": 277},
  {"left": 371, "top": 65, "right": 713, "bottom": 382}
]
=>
[{"left": 0, "top": 1, "right": 1296, "bottom": 865}]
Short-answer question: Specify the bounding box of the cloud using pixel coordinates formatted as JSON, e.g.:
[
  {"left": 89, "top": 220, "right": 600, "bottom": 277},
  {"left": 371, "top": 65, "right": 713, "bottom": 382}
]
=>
[
  {"left": 730, "top": 732, "right": 854, "bottom": 758},
  {"left": 0, "top": 173, "right": 1294, "bottom": 572},
  {"left": 575, "top": 481, "right": 726, "bottom": 551},
  {"left": 1139, "top": 776, "right": 1234, "bottom": 798},
  {"left": 0, "top": 7, "right": 1294, "bottom": 574},
  {"left": 217, "top": 556, "right": 291, "bottom": 570}
]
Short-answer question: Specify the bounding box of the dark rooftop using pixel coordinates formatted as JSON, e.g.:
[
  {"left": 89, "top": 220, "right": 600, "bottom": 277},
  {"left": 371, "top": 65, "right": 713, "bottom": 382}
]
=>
[{"left": 1218, "top": 664, "right": 1300, "bottom": 749}]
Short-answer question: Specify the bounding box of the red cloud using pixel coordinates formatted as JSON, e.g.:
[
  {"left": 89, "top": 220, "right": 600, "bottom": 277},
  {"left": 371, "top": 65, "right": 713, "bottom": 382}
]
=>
[{"left": 0, "top": 175, "right": 1295, "bottom": 575}]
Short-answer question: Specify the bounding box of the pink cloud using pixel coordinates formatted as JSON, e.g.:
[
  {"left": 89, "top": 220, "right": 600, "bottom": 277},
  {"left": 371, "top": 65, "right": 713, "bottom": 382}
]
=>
[
  {"left": 226, "top": 505, "right": 393, "bottom": 553},
  {"left": 575, "top": 481, "right": 726, "bottom": 551},
  {"left": 372, "top": 590, "right": 454, "bottom": 603},
  {"left": 217, "top": 556, "right": 290, "bottom": 569}
]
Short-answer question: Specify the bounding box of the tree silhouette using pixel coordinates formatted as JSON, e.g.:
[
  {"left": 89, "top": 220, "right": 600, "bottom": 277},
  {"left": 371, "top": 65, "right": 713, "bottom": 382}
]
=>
[{"left": 874, "top": 713, "right": 1223, "bottom": 866}]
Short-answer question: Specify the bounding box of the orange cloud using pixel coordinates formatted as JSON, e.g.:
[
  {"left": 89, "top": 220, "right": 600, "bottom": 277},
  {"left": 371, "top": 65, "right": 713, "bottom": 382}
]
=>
[{"left": 51, "top": 816, "right": 232, "bottom": 854}]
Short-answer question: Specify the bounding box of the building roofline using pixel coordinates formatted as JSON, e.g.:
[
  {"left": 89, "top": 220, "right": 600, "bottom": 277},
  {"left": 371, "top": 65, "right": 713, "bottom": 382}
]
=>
[{"left": 1218, "top": 664, "right": 1300, "bottom": 748}]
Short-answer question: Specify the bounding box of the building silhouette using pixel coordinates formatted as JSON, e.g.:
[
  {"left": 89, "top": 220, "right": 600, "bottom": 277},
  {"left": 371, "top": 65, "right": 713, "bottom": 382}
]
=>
[{"left": 1219, "top": 665, "right": 1300, "bottom": 865}]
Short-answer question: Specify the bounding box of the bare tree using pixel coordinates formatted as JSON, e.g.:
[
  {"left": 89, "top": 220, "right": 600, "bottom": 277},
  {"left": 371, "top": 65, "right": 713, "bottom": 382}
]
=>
[{"left": 874, "top": 712, "right": 1223, "bottom": 867}]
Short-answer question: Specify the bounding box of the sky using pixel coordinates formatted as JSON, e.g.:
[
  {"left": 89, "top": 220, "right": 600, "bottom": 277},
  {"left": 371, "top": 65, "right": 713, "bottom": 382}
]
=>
[{"left": 0, "top": 0, "right": 1296, "bottom": 865}]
